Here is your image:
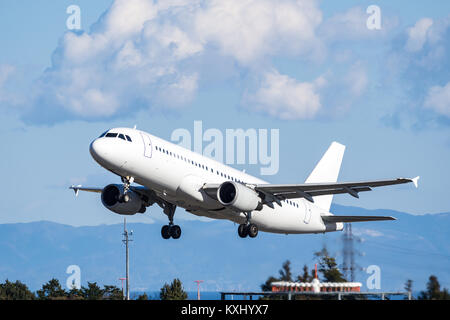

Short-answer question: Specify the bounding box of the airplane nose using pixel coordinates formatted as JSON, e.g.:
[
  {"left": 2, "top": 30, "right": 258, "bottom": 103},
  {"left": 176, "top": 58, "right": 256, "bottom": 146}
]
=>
[{"left": 89, "top": 138, "right": 108, "bottom": 162}]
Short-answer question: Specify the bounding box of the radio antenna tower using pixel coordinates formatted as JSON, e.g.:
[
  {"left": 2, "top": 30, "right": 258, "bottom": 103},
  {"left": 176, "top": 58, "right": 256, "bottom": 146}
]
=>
[
  {"left": 122, "top": 218, "right": 133, "bottom": 300},
  {"left": 342, "top": 223, "right": 355, "bottom": 282},
  {"left": 342, "top": 223, "right": 364, "bottom": 282}
]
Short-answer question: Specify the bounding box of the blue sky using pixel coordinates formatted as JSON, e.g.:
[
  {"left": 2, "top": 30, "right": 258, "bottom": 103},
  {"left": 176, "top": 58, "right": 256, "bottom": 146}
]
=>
[{"left": 0, "top": 0, "right": 449, "bottom": 226}]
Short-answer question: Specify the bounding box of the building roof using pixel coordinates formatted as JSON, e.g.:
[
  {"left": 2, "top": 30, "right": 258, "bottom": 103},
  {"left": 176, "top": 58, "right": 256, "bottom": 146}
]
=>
[{"left": 271, "top": 281, "right": 362, "bottom": 288}]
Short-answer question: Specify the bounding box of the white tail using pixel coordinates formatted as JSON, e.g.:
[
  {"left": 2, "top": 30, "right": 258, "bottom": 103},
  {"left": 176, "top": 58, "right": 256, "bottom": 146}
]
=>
[{"left": 305, "top": 142, "right": 346, "bottom": 211}]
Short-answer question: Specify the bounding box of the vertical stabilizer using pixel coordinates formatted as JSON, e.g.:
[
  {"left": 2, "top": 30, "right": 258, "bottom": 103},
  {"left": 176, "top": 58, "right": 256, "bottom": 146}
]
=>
[{"left": 305, "top": 142, "right": 346, "bottom": 211}]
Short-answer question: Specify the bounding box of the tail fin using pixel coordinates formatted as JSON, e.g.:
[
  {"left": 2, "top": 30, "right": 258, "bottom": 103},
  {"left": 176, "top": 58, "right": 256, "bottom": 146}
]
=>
[{"left": 305, "top": 142, "right": 346, "bottom": 211}]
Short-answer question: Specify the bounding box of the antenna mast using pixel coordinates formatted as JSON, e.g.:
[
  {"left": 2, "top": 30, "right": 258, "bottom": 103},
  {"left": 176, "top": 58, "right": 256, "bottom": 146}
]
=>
[
  {"left": 122, "top": 218, "right": 133, "bottom": 300},
  {"left": 342, "top": 223, "right": 362, "bottom": 282}
]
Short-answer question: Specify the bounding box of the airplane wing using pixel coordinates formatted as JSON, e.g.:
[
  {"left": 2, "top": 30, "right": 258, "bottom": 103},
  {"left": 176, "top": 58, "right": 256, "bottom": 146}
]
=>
[
  {"left": 69, "top": 185, "right": 102, "bottom": 196},
  {"left": 203, "top": 176, "right": 419, "bottom": 206},
  {"left": 321, "top": 215, "right": 396, "bottom": 223},
  {"left": 254, "top": 176, "right": 419, "bottom": 203},
  {"left": 69, "top": 185, "right": 157, "bottom": 200}
]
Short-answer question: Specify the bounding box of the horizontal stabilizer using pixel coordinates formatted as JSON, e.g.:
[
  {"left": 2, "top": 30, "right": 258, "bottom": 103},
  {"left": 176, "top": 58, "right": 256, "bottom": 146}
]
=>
[{"left": 321, "top": 215, "right": 396, "bottom": 223}]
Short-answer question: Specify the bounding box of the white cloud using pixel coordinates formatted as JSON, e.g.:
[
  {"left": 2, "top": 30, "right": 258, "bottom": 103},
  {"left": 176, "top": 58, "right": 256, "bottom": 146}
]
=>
[
  {"left": 353, "top": 228, "right": 384, "bottom": 238},
  {"left": 345, "top": 62, "right": 368, "bottom": 97},
  {"left": 195, "top": 0, "right": 323, "bottom": 64},
  {"left": 103, "top": 0, "right": 158, "bottom": 38},
  {"left": 424, "top": 82, "right": 450, "bottom": 117},
  {"left": 156, "top": 73, "right": 199, "bottom": 107},
  {"left": 405, "top": 18, "right": 433, "bottom": 52},
  {"left": 246, "top": 69, "right": 326, "bottom": 120},
  {"left": 33, "top": 0, "right": 205, "bottom": 119},
  {"left": 29, "top": 0, "right": 328, "bottom": 120},
  {"left": 0, "top": 64, "right": 18, "bottom": 104},
  {"left": 382, "top": 16, "right": 450, "bottom": 128},
  {"left": 28, "top": 0, "right": 377, "bottom": 122}
]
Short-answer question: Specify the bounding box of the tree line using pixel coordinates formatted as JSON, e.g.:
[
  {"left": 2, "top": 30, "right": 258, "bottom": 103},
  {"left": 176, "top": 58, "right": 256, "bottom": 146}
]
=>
[
  {"left": 0, "top": 278, "right": 123, "bottom": 300},
  {"left": 0, "top": 277, "right": 189, "bottom": 300}
]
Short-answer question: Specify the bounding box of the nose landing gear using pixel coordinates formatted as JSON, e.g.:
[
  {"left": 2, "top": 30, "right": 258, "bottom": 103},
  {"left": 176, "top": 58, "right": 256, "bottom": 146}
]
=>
[{"left": 119, "top": 176, "right": 134, "bottom": 203}]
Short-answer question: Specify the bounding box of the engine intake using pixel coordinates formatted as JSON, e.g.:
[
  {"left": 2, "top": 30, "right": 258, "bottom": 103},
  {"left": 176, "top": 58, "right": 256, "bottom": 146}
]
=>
[
  {"left": 101, "top": 184, "right": 144, "bottom": 215},
  {"left": 217, "top": 181, "right": 263, "bottom": 212}
]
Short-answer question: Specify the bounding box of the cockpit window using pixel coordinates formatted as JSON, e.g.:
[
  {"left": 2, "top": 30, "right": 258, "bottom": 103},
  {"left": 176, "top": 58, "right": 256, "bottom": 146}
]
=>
[
  {"left": 103, "top": 132, "right": 132, "bottom": 142},
  {"left": 99, "top": 131, "right": 108, "bottom": 138},
  {"left": 105, "top": 132, "right": 118, "bottom": 138}
]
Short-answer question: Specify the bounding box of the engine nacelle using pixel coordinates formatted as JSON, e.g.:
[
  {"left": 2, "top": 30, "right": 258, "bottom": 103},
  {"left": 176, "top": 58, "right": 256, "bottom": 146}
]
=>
[
  {"left": 217, "top": 181, "right": 263, "bottom": 212},
  {"left": 101, "top": 184, "right": 144, "bottom": 215}
]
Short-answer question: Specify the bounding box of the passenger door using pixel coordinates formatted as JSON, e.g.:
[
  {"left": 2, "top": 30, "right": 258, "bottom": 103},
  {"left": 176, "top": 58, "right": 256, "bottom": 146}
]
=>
[
  {"left": 303, "top": 201, "right": 312, "bottom": 224},
  {"left": 140, "top": 133, "right": 152, "bottom": 158}
]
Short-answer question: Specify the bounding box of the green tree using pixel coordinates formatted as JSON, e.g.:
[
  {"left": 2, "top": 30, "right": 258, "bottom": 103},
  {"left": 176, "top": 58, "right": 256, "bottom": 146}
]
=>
[
  {"left": 81, "top": 282, "right": 104, "bottom": 300},
  {"left": 419, "top": 275, "right": 449, "bottom": 300},
  {"left": 67, "top": 286, "right": 84, "bottom": 300},
  {"left": 297, "top": 265, "right": 314, "bottom": 283},
  {"left": 136, "top": 292, "right": 149, "bottom": 300},
  {"left": 0, "top": 280, "right": 35, "bottom": 300},
  {"left": 37, "top": 278, "right": 67, "bottom": 300},
  {"left": 404, "top": 279, "right": 413, "bottom": 293},
  {"left": 278, "top": 260, "right": 293, "bottom": 282},
  {"left": 103, "top": 285, "right": 123, "bottom": 300},
  {"left": 314, "top": 247, "right": 346, "bottom": 282},
  {"left": 260, "top": 260, "right": 293, "bottom": 292},
  {"left": 160, "top": 278, "right": 187, "bottom": 300},
  {"left": 404, "top": 279, "right": 413, "bottom": 300}
]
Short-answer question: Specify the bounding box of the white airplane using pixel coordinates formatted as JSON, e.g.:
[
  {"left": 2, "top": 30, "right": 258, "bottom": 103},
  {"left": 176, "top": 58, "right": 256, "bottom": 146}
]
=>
[{"left": 71, "top": 127, "right": 419, "bottom": 239}]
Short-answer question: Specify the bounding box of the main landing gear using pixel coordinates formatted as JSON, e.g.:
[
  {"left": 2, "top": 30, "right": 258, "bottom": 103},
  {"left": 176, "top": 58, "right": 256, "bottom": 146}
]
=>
[
  {"left": 161, "top": 202, "right": 181, "bottom": 240},
  {"left": 238, "top": 212, "right": 258, "bottom": 238}
]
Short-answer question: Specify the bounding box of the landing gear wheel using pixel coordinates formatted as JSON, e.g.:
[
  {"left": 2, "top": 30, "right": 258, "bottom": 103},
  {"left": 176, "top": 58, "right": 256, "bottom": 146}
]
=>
[
  {"left": 161, "top": 225, "right": 171, "bottom": 239},
  {"left": 248, "top": 223, "right": 258, "bottom": 238},
  {"left": 170, "top": 225, "right": 182, "bottom": 239},
  {"left": 159, "top": 202, "right": 181, "bottom": 239},
  {"left": 238, "top": 224, "right": 249, "bottom": 238}
]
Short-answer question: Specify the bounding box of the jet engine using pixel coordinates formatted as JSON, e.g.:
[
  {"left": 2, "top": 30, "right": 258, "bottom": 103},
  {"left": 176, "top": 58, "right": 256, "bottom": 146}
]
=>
[
  {"left": 217, "top": 181, "right": 263, "bottom": 212},
  {"left": 101, "top": 184, "right": 145, "bottom": 215}
]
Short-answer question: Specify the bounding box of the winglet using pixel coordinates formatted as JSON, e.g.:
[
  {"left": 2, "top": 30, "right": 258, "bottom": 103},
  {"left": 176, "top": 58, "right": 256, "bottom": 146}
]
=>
[
  {"left": 70, "top": 185, "right": 82, "bottom": 197},
  {"left": 411, "top": 176, "right": 420, "bottom": 188}
]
